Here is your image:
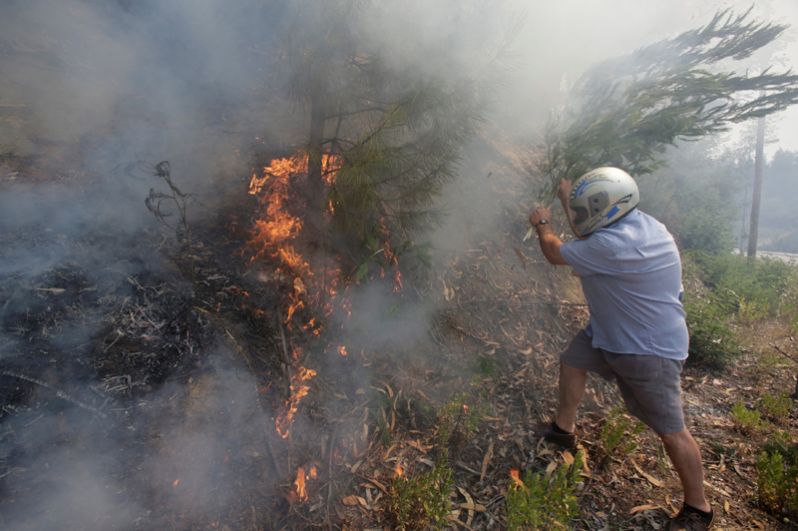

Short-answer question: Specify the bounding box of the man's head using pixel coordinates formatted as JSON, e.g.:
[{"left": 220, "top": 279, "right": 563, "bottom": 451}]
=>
[{"left": 569, "top": 167, "right": 639, "bottom": 237}]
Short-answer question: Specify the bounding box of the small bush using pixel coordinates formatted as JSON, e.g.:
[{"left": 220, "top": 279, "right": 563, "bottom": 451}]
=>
[
  {"left": 756, "top": 352, "right": 789, "bottom": 373},
  {"left": 685, "top": 297, "right": 742, "bottom": 368},
  {"left": 730, "top": 402, "right": 762, "bottom": 434},
  {"left": 756, "top": 437, "right": 798, "bottom": 518},
  {"left": 437, "top": 393, "right": 483, "bottom": 452},
  {"left": 506, "top": 451, "right": 584, "bottom": 530},
  {"left": 682, "top": 252, "right": 798, "bottom": 369},
  {"left": 688, "top": 252, "right": 798, "bottom": 319},
  {"left": 760, "top": 393, "right": 793, "bottom": 422},
  {"left": 599, "top": 407, "right": 645, "bottom": 463},
  {"left": 388, "top": 457, "right": 453, "bottom": 530},
  {"left": 474, "top": 355, "right": 497, "bottom": 377}
]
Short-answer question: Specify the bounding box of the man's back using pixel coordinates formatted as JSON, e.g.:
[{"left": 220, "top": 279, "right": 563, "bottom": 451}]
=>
[{"left": 560, "top": 209, "right": 688, "bottom": 359}]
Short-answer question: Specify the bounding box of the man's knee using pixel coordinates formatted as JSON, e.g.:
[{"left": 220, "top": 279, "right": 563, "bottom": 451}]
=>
[
  {"left": 659, "top": 428, "right": 692, "bottom": 447},
  {"left": 560, "top": 362, "right": 587, "bottom": 376}
]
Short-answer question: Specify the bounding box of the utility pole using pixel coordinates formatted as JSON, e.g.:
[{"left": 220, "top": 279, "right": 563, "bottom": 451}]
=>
[{"left": 747, "top": 117, "right": 766, "bottom": 260}]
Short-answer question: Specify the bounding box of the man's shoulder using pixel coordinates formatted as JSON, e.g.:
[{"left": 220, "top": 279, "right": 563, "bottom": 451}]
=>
[
  {"left": 634, "top": 210, "right": 670, "bottom": 232},
  {"left": 612, "top": 210, "right": 673, "bottom": 241}
]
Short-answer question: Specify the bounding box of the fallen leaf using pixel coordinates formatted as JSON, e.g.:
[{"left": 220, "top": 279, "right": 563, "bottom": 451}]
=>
[
  {"left": 408, "top": 439, "right": 430, "bottom": 453},
  {"left": 632, "top": 460, "right": 664, "bottom": 488},
  {"left": 34, "top": 287, "right": 66, "bottom": 295},
  {"left": 724, "top": 500, "right": 730, "bottom": 513},
  {"left": 703, "top": 480, "right": 732, "bottom": 497},
  {"left": 341, "top": 495, "right": 360, "bottom": 506},
  {"left": 365, "top": 478, "right": 388, "bottom": 494},
  {"left": 561, "top": 450, "right": 574, "bottom": 465},
  {"left": 457, "top": 502, "right": 487, "bottom": 512},
  {"left": 480, "top": 440, "right": 494, "bottom": 482},
  {"left": 630, "top": 504, "right": 661, "bottom": 515}
]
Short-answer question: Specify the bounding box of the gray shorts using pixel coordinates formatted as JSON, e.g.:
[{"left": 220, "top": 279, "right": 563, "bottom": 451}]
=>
[{"left": 561, "top": 330, "right": 686, "bottom": 435}]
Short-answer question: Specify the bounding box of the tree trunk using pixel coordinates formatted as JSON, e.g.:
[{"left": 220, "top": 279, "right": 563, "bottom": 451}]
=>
[
  {"left": 747, "top": 117, "right": 766, "bottom": 260},
  {"left": 307, "top": 95, "right": 326, "bottom": 213}
]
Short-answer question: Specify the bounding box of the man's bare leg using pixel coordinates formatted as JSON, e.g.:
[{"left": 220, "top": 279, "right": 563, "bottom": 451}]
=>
[
  {"left": 555, "top": 362, "right": 587, "bottom": 433},
  {"left": 660, "top": 429, "right": 711, "bottom": 512}
]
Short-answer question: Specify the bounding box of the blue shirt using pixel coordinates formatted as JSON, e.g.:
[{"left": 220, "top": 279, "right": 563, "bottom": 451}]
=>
[{"left": 560, "top": 210, "right": 688, "bottom": 360}]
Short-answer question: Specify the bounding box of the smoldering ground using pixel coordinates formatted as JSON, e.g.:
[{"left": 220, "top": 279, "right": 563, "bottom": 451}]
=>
[{"left": 1, "top": 354, "right": 277, "bottom": 530}]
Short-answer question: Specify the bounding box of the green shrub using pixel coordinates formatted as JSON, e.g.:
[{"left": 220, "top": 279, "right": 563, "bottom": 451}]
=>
[
  {"left": 756, "top": 352, "right": 789, "bottom": 373},
  {"left": 682, "top": 252, "right": 798, "bottom": 369},
  {"left": 685, "top": 297, "right": 742, "bottom": 368},
  {"left": 730, "top": 402, "right": 762, "bottom": 434},
  {"left": 437, "top": 393, "right": 483, "bottom": 451},
  {"left": 506, "top": 451, "right": 584, "bottom": 530},
  {"left": 760, "top": 393, "right": 793, "bottom": 422},
  {"left": 756, "top": 437, "right": 798, "bottom": 518},
  {"left": 688, "top": 252, "right": 798, "bottom": 319},
  {"left": 389, "top": 457, "right": 453, "bottom": 530},
  {"left": 474, "top": 354, "right": 497, "bottom": 377},
  {"left": 599, "top": 406, "right": 645, "bottom": 462}
]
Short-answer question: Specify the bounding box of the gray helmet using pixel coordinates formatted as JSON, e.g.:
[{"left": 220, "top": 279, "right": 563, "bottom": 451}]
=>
[{"left": 569, "top": 167, "right": 639, "bottom": 237}]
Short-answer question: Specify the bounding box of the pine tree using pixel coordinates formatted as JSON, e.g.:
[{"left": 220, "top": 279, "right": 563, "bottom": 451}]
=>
[
  {"left": 276, "top": 1, "right": 484, "bottom": 272},
  {"left": 534, "top": 8, "right": 798, "bottom": 200}
]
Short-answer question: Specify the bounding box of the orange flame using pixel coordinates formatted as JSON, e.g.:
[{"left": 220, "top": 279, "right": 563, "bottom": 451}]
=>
[
  {"left": 247, "top": 152, "right": 345, "bottom": 331},
  {"left": 394, "top": 463, "right": 404, "bottom": 478},
  {"left": 393, "top": 268, "right": 403, "bottom": 293},
  {"left": 338, "top": 345, "right": 348, "bottom": 357},
  {"left": 275, "top": 365, "right": 317, "bottom": 439},
  {"left": 293, "top": 465, "right": 320, "bottom": 502},
  {"left": 248, "top": 152, "right": 349, "bottom": 439},
  {"left": 294, "top": 466, "right": 307, "bottom": 501},
  {"left": 509, "top": 469, "right": 526, "bottom": 490}
]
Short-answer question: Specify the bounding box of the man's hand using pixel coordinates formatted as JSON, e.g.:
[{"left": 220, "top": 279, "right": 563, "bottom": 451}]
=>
[
  {"left": 529, "top": 206, "right": 552, "bottom": 227},
  {"left": 557, "top": 179, "right": 572, "bottom": 205}
]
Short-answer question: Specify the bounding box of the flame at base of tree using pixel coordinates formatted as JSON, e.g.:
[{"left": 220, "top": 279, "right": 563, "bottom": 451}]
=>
[
  {"left": 246, "top": 152, "right": 347, "bottom": 441},
  {"left": 275, "top": 361, "right": 317, "bottom": 439},
  {"left": 293, "top": 464, "right": 318, "bottom": 501},
  {"left": 245, "top": 150, "right": 406, "bottom": 449}
]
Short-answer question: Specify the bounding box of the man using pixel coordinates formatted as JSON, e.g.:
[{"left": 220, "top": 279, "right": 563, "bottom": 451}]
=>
[{"left": 529, "top": 167, "right": 713, "bottom": 531}]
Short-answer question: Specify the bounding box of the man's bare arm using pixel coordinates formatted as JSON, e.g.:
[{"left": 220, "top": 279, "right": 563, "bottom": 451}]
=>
[
  {"left": 537, "top": 224, "right": 568, "bottom": 265},
  {"left": 529, "top": 206, "right": 568, "bottom": 265}
]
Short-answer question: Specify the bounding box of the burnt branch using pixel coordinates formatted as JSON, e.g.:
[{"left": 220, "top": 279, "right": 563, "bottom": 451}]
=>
[{"left": 145, "top": 161, "right": 193, "bottom": 249}]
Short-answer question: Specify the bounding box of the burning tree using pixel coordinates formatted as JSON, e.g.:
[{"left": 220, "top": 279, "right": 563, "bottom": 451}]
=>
[
  {"left": 534, "top": 7, "right": 798, "bottom": 199},
  {"left": 244, "top": 1, "right": 507, "bottom": 445},
  {"left": 275, "top": 1, "right": 485, "bottom": 275}
]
